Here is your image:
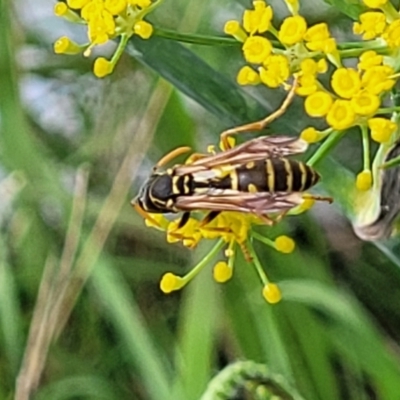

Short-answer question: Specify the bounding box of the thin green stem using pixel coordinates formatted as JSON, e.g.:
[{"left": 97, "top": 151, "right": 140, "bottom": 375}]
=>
[
  {"left": 154, "top": 28, "right": 238, "bottom": 46},
  {"left": 339, "top": 46, "right": 390, "bottom": 58},
  {"left": 111, "top": 34, "right": 129, "bottom": 64},
  {"left": 181, "top": 239, "right": 225, "bottom": 284},
  {"left": 247, "top": 240, "right": 269, "bottom": 285},
  {"left": 376, "top": 106, "right": 400, "bottom": 114},
  {"left": 252, "top": 231, "right": 275, "bottom": 249},
  {"left": 360, "top": 124, "right": 370, "bottom": 171},
  {"left": 381, "top": 154, "right": 400, "bottom": 169},
  {"left": 307, "top": 130, "right": 345, "bottom": 167}
]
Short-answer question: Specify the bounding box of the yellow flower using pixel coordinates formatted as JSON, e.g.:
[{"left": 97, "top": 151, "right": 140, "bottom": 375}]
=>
[
  {"left": 93, "top": 57, "right": 115, "bottom": 78},
  {"left": 304, "top": 22, "right": 330, "bottom": 42},
  {"left": 104, "top": 0, "right": 127, "bottom": 15},
  {"left": 224, "top": 20, "right": 248, "bottom": 42},
  {"left": 259, "top": 55, "right": 290, "bottom": 88},
  {"left": 243, "top": 1, "right": 273, "bottom": 34},
  {"left": 237, "top": 66, "right": 261, "bottom": 85},
  {"left": 295, "top": 73, "right": 318, "bottom": 96},
  {"left": 160, "top": 272, "right": 185, "bottom": 294},
  {"left": 262, "top": 283, "right": 282, "bottom": 304},
  {"left": 304, "top": 91, "right": 333, "bottom": 117},
  {"left": 54, "top": 36, "right": 83, "bottom": 54},
  {"left": 300, "top": 127, "right": 323, "bottom": 143},
  {"left": 363, "top": 0, "right": 388, "bottom": 7},
  {"left": 87, "top": 10, "right": 116, "bottom": 45},
  {"left": 356, "top": 170, "right": 372, "bottom": 191},
  {"left": 278, "top": 15, "right": 307, "bottom": 45},
  {"left": 368, "top": 118, "right": 397, "bottom": 143},
  {"left": 134, "top": 20, "right": 153, "bottom": 39},
  {"left": 242, "top": 36, "right": 272, "bottom": 64},
  {"left": 358, "top": 50, "right": 383, "bottom": 70},
  {"left": 67, "top": 0, "right": 91, "bottom": 8},
  {"left": 331, "top": 68, "right": 361, "bottom": 99},
  {"left": 382, "top": 20, "right": 400, "bottom": 48},
  {"left": 350, "top": 91, "right": 380, "bottom": 116},
  {"left": 274, "top": 235, "right": 295, "bottom": 253},
  {"left": 326, "top": 100, "right": 356, "bottom": 130},
  {"left": 213, "top": 261, "right": 233, "bottom": 283},
  {"left": 361, "top": 65, "right": 395, "bottom": 95},
  {"left": 353, "top": 12, "right": 386, "bottom": 40}
]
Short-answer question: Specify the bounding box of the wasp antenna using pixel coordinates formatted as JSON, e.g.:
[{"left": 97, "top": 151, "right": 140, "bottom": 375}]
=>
[{"left": 155, "top": 146, "right": 192, "bottom": 169}]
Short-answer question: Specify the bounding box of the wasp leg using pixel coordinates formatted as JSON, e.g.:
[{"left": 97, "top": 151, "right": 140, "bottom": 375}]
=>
[
  {"left": 154, "top": 146, "right": 192, "bottom": 170},
  {"left": 178, "top": 212, "right": 191, "bottom": 229},
  {"left": 220, "top": 78, "right": 298, "bottom": 150},
  {"left": 199, "top": 211, "right": 221, "bottom": 227},
  {"left": 256, "top": 213, "right": 276, "bottom": 226},
  {"left": 303, "top": 194, "right": 333, "bottom": 204},
  {"left": 185, "top": 152, "right": 208, "bottom": 164}
]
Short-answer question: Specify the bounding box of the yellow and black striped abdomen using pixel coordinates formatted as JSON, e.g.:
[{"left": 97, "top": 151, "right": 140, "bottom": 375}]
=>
[{"left": 234, "top": 158, "right": 319, "bottom": 193}]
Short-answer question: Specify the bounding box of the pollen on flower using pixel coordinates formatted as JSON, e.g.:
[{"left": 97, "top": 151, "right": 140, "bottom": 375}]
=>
[
  {"left": 160, "top": 272, "right": 185, "bottom": 294},
  {"left": 104, "top": 0, "right": 127, "bottom": 15},
  {"left": 274, "top": 235, "right": 295, "bottom": 254},
  {"left": 304, "top": 91, "right": 333, "bottom": 117},
  {"left": 368, "top": 118, "right": 397, "bottom": 143},
  {"left": 304, "top": 23, "right": 330, "bottom": 42},
  {"left": 353, "top": 12, "right": 387, "bottom": 40},
  {"left": 356, "top": 170, "right": 372, "bottom": 191},
  {"left": 326, "top": 100, "right": 356, "bottom": 130},
  {"left": 350, "top": 91, "right": 380, "bottom": 116},
  {"left": 331, "top": 68, "right": 361, "bottom": 99},
  {"left": 93, "top": 57, "right": 114, "bottom": 78},
  {"left": 134, "top": 20, "right": 153, "bottom": 39},
  {"left": 224, "top": 20, "right": 248, "bottom": 42},
  {"left": 213, "top": 261, "right": 233, "bottom": 283},
  {"left": 242, "top": 36, "right": 272, "bottom": 64},
  {"left": 243, "top": 1, "right": 273, "bottom": 34},
  {"left": 262, "top": 283, "right": 282, "bottom": 304},
  {"left": 53, "top": 36, "right": 82, "bottom": 54},
  {"left": 237, "top": 66, "right": 261, "bottom": 85},
  {"left": 278, "top": 15, "right": 307, "bottom": 45}
]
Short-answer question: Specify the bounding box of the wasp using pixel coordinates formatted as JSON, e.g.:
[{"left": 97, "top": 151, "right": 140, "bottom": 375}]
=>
[{"left": 132, "top": 81, "right": 331, "bottom": 228}]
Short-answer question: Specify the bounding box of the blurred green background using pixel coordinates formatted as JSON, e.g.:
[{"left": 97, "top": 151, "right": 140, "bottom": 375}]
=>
[{"left": 2, "top": 0, "right": 400, "bottom": 399}]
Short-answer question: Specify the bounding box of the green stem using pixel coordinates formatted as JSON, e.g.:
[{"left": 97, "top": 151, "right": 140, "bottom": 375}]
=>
[
  {"left": 381, "top": 154, "right": 400, "bottom": 169},
  {"left": 360, "top": 124, "right": 370, "bottom": 171},
  {"left": 247, "top": 240, "right": 269, "bottom": 285},
  {"left": 181, "top": 239, "right": 225, "bottom": 284},
  {"left": 252, "top": 231, "right": 275, "bottom": 249},
  {"left": 154, "top": 28, "right": 238, "bottom": 46},
  {"left": 376, "top": 106, "right": 400, "bottom": 114},
  {"left": 111, "top": 34, "right": 129, "bottom": 64},
  {"left": 307, "top": 130, "right": 345, "bottom": 167}
]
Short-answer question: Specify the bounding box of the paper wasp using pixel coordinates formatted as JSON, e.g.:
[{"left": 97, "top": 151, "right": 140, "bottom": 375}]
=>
[{"left": 132, "top": 81, "right": 331, "bottom": 228}]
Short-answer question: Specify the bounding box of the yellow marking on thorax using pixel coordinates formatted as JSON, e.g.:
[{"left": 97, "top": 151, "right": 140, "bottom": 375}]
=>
[
  {"left": 172, "top": 176, "right": 180, "bottom": 195},
  {"left": 247, "top": 183, "right": 258, "bottom": 193},
  {"left": 230, "top": 169, "right": 239, "bottom": 191},
  {"left": 298, "top": 162, "right": 307, "bottom": 191},
  {"left": 282, "top": 158, "right": 293, "bottom": 192},
  {"left": 246, "top": 161, "right": 255, "bottom": 169},
  {"left": 266, "top": 159, "right": 275, "bottom": 192},
  {"left": 183, "top": 175, "right": 190, "bottom": 194}
]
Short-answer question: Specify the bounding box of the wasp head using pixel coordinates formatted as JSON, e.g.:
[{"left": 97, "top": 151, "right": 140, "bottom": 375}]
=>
[{"left": 134, "top": 171, "right": 176, "bottom": 213}]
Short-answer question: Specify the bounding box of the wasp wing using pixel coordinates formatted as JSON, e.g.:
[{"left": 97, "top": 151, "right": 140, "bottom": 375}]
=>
[
  {"left": 174, "top": 190, "right": 304, "bottom": 215},
  {"left": 174, "top": 136, "right": 308, "bottom": 175}
]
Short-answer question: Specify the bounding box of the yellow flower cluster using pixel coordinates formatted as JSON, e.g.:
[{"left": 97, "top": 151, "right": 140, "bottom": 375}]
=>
[
  {"left": 353, "top": 0, "right": 400, "bottom": 47},
  {"left": 224, "top": 0, "right": 340, "bottom": 90},
  {"left": 54, "top": 0, "right": 161, "bottom": 77},
  {"left": 145, "top": 210, "right": 296, "bottom": 304}
]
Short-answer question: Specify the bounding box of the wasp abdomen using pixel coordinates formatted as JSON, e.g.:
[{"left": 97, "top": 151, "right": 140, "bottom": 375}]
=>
[{"left": 235, "top": 158, "right": 319, "bottom": 193}]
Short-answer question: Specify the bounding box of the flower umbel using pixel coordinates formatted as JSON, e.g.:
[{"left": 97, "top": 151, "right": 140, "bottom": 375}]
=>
[{"left": 54, "top": 0, "right": 162, "bottom": 77}]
